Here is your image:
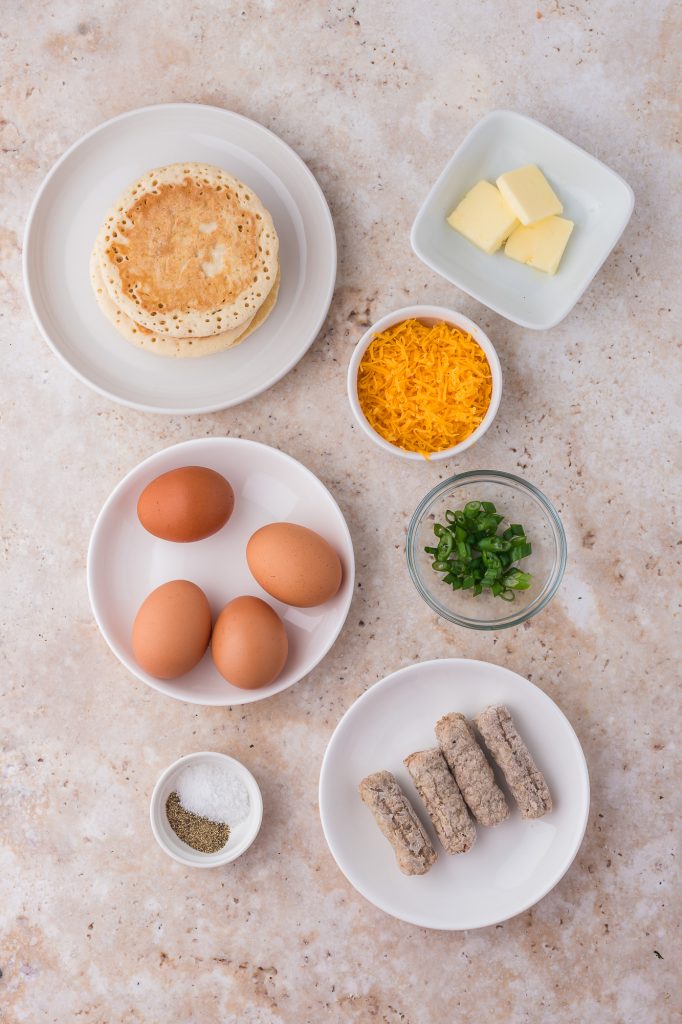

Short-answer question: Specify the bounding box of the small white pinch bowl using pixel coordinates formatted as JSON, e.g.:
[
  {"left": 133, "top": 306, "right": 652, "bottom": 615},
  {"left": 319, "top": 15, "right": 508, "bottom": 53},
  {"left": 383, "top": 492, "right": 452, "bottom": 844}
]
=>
[
  {"left": 149, "top": 751, "right": 263, "bottom": 868},
  {"left": 347, "top": 305, "right": 502, "bottom": 462}
]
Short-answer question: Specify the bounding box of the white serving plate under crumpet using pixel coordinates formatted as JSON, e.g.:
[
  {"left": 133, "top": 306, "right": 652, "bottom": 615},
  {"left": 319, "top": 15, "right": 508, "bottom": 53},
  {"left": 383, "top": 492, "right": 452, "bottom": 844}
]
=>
[{"left": 24, "top": 103, "right": 336, "bottom": 413}]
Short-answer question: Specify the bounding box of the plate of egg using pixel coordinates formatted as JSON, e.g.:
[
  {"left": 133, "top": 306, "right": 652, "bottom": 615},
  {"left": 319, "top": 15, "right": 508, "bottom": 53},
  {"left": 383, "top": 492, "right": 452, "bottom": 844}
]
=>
[{"left": 87, "top": 437, "right": 355, "bottom": 705}]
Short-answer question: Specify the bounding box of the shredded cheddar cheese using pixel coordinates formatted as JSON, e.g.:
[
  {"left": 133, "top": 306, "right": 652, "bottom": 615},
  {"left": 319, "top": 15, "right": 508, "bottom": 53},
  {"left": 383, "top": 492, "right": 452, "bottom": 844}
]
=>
[{"left": 356, "top": 319, "right": 492, "bottom": 458}]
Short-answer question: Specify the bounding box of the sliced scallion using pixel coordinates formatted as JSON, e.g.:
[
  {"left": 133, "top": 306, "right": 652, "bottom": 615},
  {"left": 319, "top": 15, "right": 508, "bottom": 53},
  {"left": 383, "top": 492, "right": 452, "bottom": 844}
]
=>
[{"left": 424, "top": 499, "right": 533, "bottom": 601}]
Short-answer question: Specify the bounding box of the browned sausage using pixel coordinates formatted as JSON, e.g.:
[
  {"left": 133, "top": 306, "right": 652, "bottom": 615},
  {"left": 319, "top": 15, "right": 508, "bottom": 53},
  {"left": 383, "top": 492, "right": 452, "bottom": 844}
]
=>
[
  {"left": 404, "top": 747, "right": 476, "bottom": 854},
  {"left": 359, "top": 770, "right": 437, "bottom": 875},
  {"left": 435, "top": 713, "right": 509, "bottom": 826},
  {"left": 475, "top": 705, "right": 552, "bottom": 819}
]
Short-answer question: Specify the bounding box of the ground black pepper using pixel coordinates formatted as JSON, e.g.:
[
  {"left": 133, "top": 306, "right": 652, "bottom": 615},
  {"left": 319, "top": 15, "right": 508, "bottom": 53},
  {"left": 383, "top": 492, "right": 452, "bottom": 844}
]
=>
[{"left": 165, "top": 791, "right": 230, "bottom": 853}]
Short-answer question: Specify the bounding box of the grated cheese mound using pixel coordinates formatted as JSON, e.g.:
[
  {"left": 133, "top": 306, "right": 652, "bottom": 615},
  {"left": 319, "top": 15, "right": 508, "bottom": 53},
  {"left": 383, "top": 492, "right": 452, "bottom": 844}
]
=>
[{"left": 356, "top": 319, "right": 493, "bottom": 458}]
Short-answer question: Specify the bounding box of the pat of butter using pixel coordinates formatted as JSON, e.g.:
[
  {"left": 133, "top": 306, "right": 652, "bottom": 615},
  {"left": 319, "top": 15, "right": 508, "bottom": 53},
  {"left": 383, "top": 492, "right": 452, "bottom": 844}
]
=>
[
  {"left": 447, "top": 180, "right": 519, "bottom": 254},
  {"left": 504, "top": 216, "right": 574, "bottom": 275},
  {"left": 496, "top": 165, "right": 563, "bottom": 226}
]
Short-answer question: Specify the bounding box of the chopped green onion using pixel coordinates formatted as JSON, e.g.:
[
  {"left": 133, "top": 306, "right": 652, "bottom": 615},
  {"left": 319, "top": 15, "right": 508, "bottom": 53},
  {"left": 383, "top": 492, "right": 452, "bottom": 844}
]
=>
[
  {"left": 479, "top": 536, "right": 511, "bottom": 553},
  {"left": 481, "top": 550, "right": 502, "bottom": 570},
  {"left": 456, "top": 540, "right": 471, "bottom": 560},
  {"left": 503, "top": 569, "right": 533, "bottom": 590},
  {"left": 428, "top": 501, "right": 533, "bottom": 600},
  {"left": 477, "top": 513, "right": 504, "bottom": 533},
  {"left": 436, "top": 532, "right": 454, "bottom": 560}
]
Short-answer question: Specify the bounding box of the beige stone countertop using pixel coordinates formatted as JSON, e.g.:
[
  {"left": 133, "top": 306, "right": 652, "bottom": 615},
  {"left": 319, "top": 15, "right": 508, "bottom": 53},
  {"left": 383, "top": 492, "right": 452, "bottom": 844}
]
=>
[{"left": 1, "top": 1, "right": 680, "bottom": 1021}]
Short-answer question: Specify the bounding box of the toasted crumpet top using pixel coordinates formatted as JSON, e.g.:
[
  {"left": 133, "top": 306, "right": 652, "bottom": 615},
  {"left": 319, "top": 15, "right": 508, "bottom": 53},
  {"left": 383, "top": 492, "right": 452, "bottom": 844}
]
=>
[
  {"left": 90, "top": 247, "right": 280, "bottom": 359},
  {"left": 95, "top": 163, "right": 279, "bottom": 337}
]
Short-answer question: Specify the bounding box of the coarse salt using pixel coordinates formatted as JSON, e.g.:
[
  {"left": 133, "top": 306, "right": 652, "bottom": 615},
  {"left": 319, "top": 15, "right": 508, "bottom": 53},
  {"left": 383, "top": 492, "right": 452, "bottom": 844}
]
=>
[{"left": 176, "top": 762, "right": 250, "bottom": 825}]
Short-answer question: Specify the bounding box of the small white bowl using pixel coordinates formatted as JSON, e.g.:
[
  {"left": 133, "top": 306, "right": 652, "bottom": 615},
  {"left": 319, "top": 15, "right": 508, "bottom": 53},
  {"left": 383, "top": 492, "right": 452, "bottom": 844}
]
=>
[
  {"left": 411, "top": 110, "right": 634, "bottom": 330},
  {"left": 347, "top": 304, "right": 502, "bottom": 462},
  {"left": 149, "top": 751, "right": 263, "bottom": 868}
]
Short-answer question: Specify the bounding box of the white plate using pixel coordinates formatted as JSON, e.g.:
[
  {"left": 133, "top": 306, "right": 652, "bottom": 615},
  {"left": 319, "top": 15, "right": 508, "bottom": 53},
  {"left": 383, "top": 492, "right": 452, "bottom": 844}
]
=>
[
  {"left": 87, "top": 437, "right": 354, "bottom": 705},
  {"left": 319, "top": 658, "right": 589, "bottom": 929},
  {"left": 411, "top": 110, "right": 634, "bottom": 330},
  {"left": 24, "top": 103, "right": 336, "bottom": 413}
]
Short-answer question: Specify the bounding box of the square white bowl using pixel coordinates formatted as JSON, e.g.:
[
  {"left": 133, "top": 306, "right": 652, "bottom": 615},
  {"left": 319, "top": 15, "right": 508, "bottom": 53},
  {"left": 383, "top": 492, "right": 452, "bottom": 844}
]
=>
[{"left": 411, "top": 110, "right": 634, "bottom": 330}]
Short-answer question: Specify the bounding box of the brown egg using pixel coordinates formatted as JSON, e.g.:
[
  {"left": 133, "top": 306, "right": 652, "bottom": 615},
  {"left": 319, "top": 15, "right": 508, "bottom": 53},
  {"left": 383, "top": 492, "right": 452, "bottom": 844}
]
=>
[
  {"left": 211, "top": 596, "right": 288, "bottom": 689},
  {"left": 137, "top": 466, "right": 234, "bottom": 542},
  {"left": 246, "top": 522, "right": 343, "bottom": 607},
  {"left": 132, "top": 580, "right": 212, "bottom": 679}
]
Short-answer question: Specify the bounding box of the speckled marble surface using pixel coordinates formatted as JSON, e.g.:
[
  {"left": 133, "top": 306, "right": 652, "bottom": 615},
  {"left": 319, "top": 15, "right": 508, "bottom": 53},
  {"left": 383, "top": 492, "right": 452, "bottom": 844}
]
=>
[{"left": 1, "top": 1, "right": 680, "bottom": 1021}]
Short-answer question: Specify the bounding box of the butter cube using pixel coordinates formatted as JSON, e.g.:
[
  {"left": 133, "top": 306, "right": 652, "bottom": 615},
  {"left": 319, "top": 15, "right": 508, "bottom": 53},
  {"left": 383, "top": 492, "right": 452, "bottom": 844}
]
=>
[
  {"left": 447, "top": 180, "right": 519, "bottom": 254},
  {"left": 504, "top": 216, "right": 574, "bottom": 275},
  {"left": 496, "top": 165, "right": 563, "bottom": 225}
]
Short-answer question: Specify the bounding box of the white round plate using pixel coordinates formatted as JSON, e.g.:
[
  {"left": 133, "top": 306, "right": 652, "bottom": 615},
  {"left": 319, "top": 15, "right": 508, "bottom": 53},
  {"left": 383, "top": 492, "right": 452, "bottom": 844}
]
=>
[
  {"left": 87, "top": 437, "right": 354, "bottom": 705},
  {"left": 24, "top": 103, "right": 336, "bottom": 413},
  {"left": 319, "top": 658, "right": 589, "bottom": 930}
]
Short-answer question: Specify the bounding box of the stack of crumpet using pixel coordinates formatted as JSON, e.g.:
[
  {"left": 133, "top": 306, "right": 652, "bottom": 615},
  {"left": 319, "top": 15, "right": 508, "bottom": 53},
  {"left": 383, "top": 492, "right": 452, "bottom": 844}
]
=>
[{"left": 90, "top": 163, "right": 279, "bottom": 358}]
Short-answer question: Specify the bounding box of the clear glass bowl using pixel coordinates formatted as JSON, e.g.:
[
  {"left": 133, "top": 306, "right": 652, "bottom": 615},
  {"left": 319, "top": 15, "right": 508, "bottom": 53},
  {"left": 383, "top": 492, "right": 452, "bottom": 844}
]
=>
[{"left": 406, "top": 470, "right": 567, "bottom": 630}]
